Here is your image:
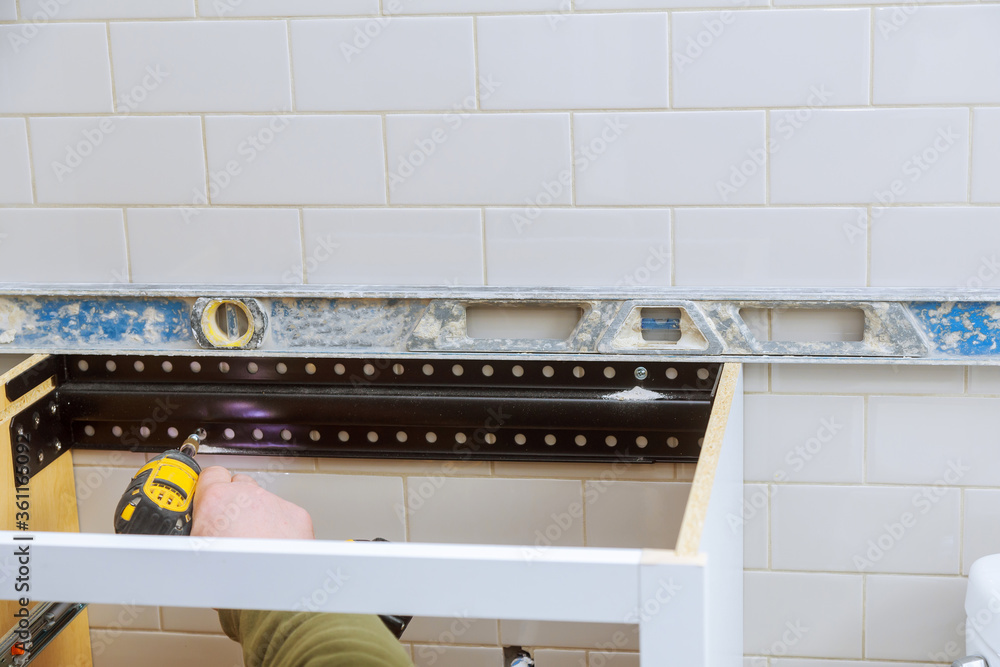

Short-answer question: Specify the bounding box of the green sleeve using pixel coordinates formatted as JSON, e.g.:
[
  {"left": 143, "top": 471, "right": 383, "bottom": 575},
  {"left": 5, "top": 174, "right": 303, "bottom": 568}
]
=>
[{"left": 218, "top": 609, "right": 414, "bottom": 667}]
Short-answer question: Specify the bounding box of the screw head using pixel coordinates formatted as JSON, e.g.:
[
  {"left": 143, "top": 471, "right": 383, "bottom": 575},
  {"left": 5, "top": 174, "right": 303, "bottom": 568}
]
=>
[
  {"left": 53, "top": 439, "right": 61, "bottom": 452},
  {"left": 634, "top": 367, "right": 648, "bottom": 380},
  {"left": 15, "top": 424, "right": 25, "bottom": 436},
  {"left": 37, "top": 451, "right": 44, "bottom": 463},
  {"left": 49, "top": 402, "right": 57, "bottom": 415}
]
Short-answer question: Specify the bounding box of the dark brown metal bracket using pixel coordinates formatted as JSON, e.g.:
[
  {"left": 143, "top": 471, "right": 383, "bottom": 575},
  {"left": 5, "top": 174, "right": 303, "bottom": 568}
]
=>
[{"left": 10, "top": 354, "right": 722, "bottom": 480}]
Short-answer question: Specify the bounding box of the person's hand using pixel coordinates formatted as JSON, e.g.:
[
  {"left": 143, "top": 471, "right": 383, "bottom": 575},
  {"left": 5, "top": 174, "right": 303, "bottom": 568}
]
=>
[{"left": 191, "top": 466, "right": 315, "bottom": 540}]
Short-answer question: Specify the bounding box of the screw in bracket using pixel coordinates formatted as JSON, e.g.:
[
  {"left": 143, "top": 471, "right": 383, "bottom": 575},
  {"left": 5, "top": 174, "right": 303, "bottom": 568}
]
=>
[{"left": 634, "top": 366, "right": 648, "bottom": 381}]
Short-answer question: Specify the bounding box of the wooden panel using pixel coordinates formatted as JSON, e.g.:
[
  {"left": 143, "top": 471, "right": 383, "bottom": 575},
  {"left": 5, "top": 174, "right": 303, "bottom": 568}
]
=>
[{"left": 0, "top": 355, "right": 92, "bottom": 667}]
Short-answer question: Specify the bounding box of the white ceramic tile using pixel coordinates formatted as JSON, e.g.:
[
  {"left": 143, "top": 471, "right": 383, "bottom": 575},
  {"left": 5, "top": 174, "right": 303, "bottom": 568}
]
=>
[
  {"left": 0, "top": 0, "right": 15, "bottom": 20},
  {"left": 673, "top": 9, "right": 868, "bottom": 108},
  {"left": 160, "top": 607, "right": 225, "bottom": 633},
  {"left": 89, "top": 630, "right": 242, "bottom": 667},
  {"left": 743, "top": 571, "right": 862, "bottom": 658},
  {"left": 743, "top": 364, "right": 768, "bottom": 392},
  {"left": 970, "top": 366, "right": 1000, "bottom": 394},
  {"left": 584, "top": 481, "right": 690, "bottom": 549},
  {"left": 72, "top": 450, "right": 147, "bottom": 468},
  {"left": 871, "top": 208, "right": 1000, "bottom": 288},
  {"left": 500, "top": 621, "right": 637, "bottom": 651},
  {"left": 189, "top": 452, "right": 317, "bottom": 473},
  {"left": 770, "top": 308, "right": 865, "bottom": 343},
  {"left": 248, "top": 472, "right": 406, "bottom": 541},
  {"left": 743, "top": 484, "right": 768, "bottom": 570},
  {"left": 0, "top": 119, "right": 32, "bottom": 203},
  {"left": 673, "top": 208, "right": 866, "bottom": 287},
  {"left": 772, "top": 485, "right": 960, "bottom": 574},
  {"left": 205, "top": 115, "right": 385, "bottom": 204},
  {"left": 578, "top": 0, "right": 766, "bottom": 7},
  {"left": 75, "top": 467, "right": 137, "bottom": 534},
  {"left": 874, "top": 6, "right": 1000, "bottom": 104},
  {"left": 126, "top": 208, "right": 301, "bottom": 284},
  {"left": 484, "top": 208, "right": 670, "bottom": 287},
  {"left": 771, "top": 364, "right": 965, "bottom": 394},
  {"left": 0, "top": 23, "right": 112, "bottom": 113},
  {"left": 385, "top": 113, "right": 570, "bottom": 205},
  {"left": 493, "top": 460, "right": 676, "bottom": 482},
  {"left": 478, "top": 13, "right": 668, "bottom": 110},
  {"left": 974, "top": 109, "right": 1000, "bottom": 203},
  {"left": 773, "top": 661, "right": 928, "bottom": 667},
  {"left": 864, "top": 575, "right": 967, "bottom": 661},
  {"left": 317, "top": 458, "right": 491, "bottom": 477},
  {"left": 534, "top": 649, "right": 587, "bottom": 667},
  {"left": 110, "top": 21, "right": 290, "bottom": 113},
  {"left": 963, "top": 489, "right": 1000, "bottom": 574},
  {"left": 744, "top": 395, "right": 864, "bottom": 483},
  {"left": 0, "top": 209, "right": 127, "bottom": 282},
  {"left": 30, "top": 116, "right": 205, "bottom": 204},
  {"left": 292, "top": 18, "right": 474, "bottom": 111},
  {"left": 20, "top": 0, "right": 194, "bottom": 17},
  {"left": 595, "top": 655, "right": 638, "bottom": 667},
  {"left": 413, "top": 645, "right": 503, "bottom": 667},
  {"left": 868, "top": 397, "right": 1000, "bottom": 486},
  {"left": 574, "top": 111, "right": 765, "bottom": 205},
  {"left": 407, "top": 477, "right": 584, "bottom": 546},
  {"left": 301, "top": 208, "right": 483, "bottom": 285},
  {"left": 403, "top": 616, "right": 498, "bottom": 645},
  {"left": 397, "top": 0, "right": 563, "bottom": 12},
  {"left": 198, "top": 0, "right": 376, "bottom": 15},
  {"left": 769, "top": 108, "right": 969, "bottom": 204},
  {"left": 87, "top": 603, "right": 160, "bottom": 631}
]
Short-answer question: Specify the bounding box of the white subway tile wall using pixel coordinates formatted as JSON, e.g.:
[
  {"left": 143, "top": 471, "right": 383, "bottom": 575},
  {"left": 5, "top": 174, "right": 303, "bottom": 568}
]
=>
[{"left": 0, "top": 0, "right": 990, "bottom": 663}]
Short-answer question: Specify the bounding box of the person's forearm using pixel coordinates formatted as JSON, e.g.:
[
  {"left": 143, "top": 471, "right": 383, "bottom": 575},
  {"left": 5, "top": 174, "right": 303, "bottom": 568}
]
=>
[{"left": 219, "top": 609, "right": 414, "bottom": 667}]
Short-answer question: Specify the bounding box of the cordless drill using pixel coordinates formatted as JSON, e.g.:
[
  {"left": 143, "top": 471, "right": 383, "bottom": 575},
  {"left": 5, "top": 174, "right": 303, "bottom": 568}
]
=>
[{"left": 113, "top": 429, "right": 204, "bottom": 536}]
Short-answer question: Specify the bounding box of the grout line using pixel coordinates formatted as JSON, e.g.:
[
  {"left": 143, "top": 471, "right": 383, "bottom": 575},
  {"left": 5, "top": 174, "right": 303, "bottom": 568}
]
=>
[
  {"left": 285, "top": 19, "right": 297, "bottom": 112},
  {"left": 766, "top": 483, "right": 771, "bottom": 570},
  {"left": 381, "top": 114, "right": 391, "bottom": 205},
  {"left": 964, "top": 365, "right": 970, "bottom": 394},
  {"left": 122, "top": 208, "right": 133, "bottom": 282},
  {"left": 298, "top": 207, "right": 306, "bottom": 284},
  {"left": 580, "top": 479, "right": 588, "bottom": 546},
  {"left": 473, "top": 16, "right": 481, "bottom": 109},
  {"left": 104, "top": 22, "right": 119, "bottom": 112},
  {"left": 569, "top": 113, "right": 577, "bottom": 205},
  {"left": 22, "top": 117, "right": 38, "bottom": 204},
  {"left": 200, "top": 115, "right": 211, "bottom": 204}
]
